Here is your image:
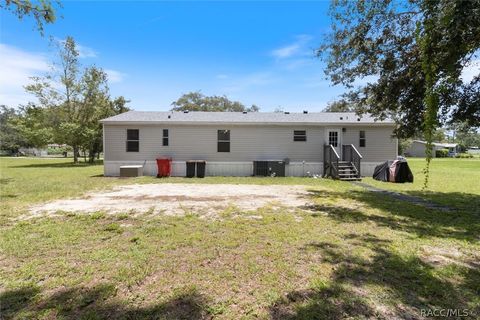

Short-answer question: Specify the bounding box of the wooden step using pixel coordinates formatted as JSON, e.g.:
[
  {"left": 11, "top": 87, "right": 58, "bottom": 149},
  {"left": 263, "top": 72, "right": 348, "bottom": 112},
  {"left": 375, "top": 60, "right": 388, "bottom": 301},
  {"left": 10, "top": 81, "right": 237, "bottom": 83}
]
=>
[
  {"left": 339, "top": 169, "right": 358, "bottom": 173},
  {"left": 339, "top": 177, "right": 362, "bottom": 181}
]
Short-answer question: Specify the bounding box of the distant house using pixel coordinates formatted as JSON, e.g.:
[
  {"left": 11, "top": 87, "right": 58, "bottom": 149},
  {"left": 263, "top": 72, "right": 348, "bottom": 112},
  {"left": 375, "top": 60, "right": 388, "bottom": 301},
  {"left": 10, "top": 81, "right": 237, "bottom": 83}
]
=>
[
  {"left": 404, "top": 140, "right": 458, "bottom": 157},
  {"left": 100, "top": 111, "right": 398, "bottom": 178}
]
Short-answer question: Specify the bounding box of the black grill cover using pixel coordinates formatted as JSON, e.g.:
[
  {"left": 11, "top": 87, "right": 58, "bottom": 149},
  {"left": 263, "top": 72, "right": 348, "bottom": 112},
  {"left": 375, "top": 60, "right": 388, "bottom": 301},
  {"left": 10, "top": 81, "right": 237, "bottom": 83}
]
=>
[
  {"left": 373, "top": 161, "right": 391, "bottom": 182},
  {"left": 373, "top": 160, "right": 413, "bottom": 183}
]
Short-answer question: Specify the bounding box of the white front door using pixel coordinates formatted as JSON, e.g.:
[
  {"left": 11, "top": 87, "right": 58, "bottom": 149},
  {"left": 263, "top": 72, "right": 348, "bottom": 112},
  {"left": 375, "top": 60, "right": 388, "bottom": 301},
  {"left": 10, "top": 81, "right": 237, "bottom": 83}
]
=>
[{"left": 326, "top": 128, "right": 342, "bottom": 157}]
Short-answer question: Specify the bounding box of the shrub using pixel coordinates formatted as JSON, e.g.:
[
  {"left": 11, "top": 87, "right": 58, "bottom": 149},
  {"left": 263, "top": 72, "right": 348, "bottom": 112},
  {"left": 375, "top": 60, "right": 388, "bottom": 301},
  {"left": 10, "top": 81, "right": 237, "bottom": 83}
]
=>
[
  {"left": 455, "top": 153, "right": 474, "bottom": 158},
  {"left": 435, "top": 148, "right": 449, "bottom": 158},
  {"left": 47, "top": 146, "right": 72, "bottom": 155}
]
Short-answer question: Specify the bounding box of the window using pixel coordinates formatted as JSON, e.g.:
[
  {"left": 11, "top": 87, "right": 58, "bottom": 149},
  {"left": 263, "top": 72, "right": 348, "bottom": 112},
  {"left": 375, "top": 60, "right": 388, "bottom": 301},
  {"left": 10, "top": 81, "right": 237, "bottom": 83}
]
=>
[
  {"left": 293, "top": 130, "right": 307, "bottom": 142},
  {"left": 328, "top": 131, "right": 338, "bottom": 147},
  {"left": 359, "top": 130, "right": 366, "bottom": 147},
  {"left": 217, "top": 129, "right": 230, "bottom": 152},
  {"left": 162, "top": 129, "right": 169, "bottom": 146},
  {"left": 126, "top": 129, "right": 139, "bottom": 152}
]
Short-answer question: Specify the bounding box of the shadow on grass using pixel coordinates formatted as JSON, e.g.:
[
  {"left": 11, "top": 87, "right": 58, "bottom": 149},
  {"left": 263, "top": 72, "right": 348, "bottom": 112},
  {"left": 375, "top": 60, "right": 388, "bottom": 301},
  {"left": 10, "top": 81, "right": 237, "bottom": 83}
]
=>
[
  {"left": 270, "top": 234, "right": 480, "bottom": 319},
  {"left": 0, "top": 194, "right": 18, "bottom": 199},
  {"left": 0, "top": 178, "right": 14, "bottom": 185},
  {"left": 304, "top": 189, "right": 480, "bottom": 242},
  {"left": 10, "top": 160, "right": 104, "bottom": 168},
  {"left": 405, "top": 190, "right": 480, "bottom": 213},
  {"left": 0, "top": 284, "right": 211, "bottom": 319}
]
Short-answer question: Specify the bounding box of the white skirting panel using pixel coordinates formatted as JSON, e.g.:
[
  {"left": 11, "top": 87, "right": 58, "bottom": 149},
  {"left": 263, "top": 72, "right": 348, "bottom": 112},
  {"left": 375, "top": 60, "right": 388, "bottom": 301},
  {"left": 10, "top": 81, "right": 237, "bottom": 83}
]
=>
[
  {"left": 104, "top": 160, "right": 186, "bottom": 177},
  {"left": 206, "top": 162, "right": 253, "bottom": 176},
  {"left": 360, "top": 162, "right": 379, "bottom": 177},
  {"left": 286, "top": 162, "right": 322, "bottom": 176},
  {"left": 104, "top": 161, "right": 380, "bottom": 177},
  {"left": 104, "top": 161, "right": 323, "bottom": 177}
]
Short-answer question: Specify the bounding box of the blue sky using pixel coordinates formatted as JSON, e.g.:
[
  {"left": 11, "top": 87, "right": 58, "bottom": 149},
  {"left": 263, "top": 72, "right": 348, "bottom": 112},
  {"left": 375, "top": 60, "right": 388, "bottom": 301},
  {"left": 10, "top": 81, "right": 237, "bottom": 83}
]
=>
[{"left": 2, "top": 1, "right": 362, "bottom": 111}]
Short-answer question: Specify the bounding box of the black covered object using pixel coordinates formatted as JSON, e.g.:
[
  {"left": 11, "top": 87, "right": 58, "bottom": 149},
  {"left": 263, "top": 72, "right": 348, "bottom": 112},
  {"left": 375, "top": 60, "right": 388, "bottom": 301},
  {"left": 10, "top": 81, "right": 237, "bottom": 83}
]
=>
[
  {"left": 373, "top": 161, "right": 390, "bottom": 182},
  {"left": 373, "top": 159, "right": 414, "bottom": 183}
]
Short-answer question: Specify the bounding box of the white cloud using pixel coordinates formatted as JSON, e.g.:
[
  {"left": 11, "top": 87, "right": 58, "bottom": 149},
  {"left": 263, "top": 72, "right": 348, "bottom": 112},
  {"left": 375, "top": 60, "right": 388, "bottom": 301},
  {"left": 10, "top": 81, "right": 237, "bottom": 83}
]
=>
[
  {"left": 272, "top": 43, "right": 301, "bottom": 59},
  {"left": 271, "top": 34, "right": 313, "bottom": 59},
  {"left": 0, "top": 43, "right": 50, "bottom": 106},
  {"left": 461, "top": 59, "right": 480, "bottom": 83},
  {"left": 77, "top": 44, "right": 98, "bottom": 58},
  {"left": 216, "top": 74, "right": 229, "bottom": 79},
  {"left": 105, "top": 69, "right": 125, "bottom": 83}
]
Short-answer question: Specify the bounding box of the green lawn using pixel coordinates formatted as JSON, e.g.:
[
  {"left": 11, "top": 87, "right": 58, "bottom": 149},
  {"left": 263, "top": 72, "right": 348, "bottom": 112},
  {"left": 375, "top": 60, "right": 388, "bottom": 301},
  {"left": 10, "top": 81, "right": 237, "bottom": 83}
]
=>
[
  {"left": 364, "top": 158, "right": 480, "bottom": 212},
  {"left": 0, "top": 157, "right": 479, "bottom": 319}
]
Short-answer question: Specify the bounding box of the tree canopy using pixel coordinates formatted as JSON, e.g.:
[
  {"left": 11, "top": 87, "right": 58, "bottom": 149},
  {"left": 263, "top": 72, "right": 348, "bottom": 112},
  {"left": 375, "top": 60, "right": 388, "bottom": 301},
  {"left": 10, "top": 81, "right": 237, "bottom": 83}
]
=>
[
  {"left": 0, "top": 0, "right": 60, "bottom": 35},
  {"left": 323, "top": 99, "right": 354, "bottom": 112},
  {"left": 23, "top": 36, "right": 130, "bottom": 163},
  {"left": 171, "top": 91, "right": 259, "bottom": 112},
  {"left": 319, "top": 0, "right": 480, "bottom": 186},
  {"left": 0, "top": 106, "right": 29, "bottom": 153},
  {"left": 319, "top": 0, "right": 480, "bottom": 136}
]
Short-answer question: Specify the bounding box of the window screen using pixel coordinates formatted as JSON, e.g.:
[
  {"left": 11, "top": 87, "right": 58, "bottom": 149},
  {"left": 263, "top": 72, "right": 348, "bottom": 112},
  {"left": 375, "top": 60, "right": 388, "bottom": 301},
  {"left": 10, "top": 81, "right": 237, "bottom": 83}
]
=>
[
  {"left": 359, "top": 130, "right": 366, "bottom": 147},
  {"left": 163, "top": 129, "right": 169, "bottom": 146},
  {"left": 126, "top": 129, "right": 139, "bottom": 152},
  {"left": 293, "top": 130, "right": 307, "bottom": 141},
  {"left": 218, "top": 130, "right": 230, "bottom": 152},
  {"left": 328, "top": 131, "right": 338, "bottom": 147}
]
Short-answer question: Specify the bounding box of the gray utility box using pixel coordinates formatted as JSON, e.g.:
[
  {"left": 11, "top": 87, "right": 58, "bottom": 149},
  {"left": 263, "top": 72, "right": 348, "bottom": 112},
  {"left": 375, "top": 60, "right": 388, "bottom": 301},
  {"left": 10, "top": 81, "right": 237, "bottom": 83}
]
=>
[
  {"left": 120, "top": 165, "right": 143, "bottom": 177},
  {"left": 253, "top": 161, "right": 285, "bottom": 177}
]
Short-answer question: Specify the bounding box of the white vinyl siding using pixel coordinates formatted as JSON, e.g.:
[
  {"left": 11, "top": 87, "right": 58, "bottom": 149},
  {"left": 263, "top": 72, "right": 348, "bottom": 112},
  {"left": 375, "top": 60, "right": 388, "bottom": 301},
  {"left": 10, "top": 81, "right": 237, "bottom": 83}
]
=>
[
  {"left": 104, "top": 124, "right": 397, "bottom": 163},
  {"left": 104, "top": 124, "right": 326, "bottom": 162},
  {"left": 342, "top": 126, "right": 397, "bottom": 162}
]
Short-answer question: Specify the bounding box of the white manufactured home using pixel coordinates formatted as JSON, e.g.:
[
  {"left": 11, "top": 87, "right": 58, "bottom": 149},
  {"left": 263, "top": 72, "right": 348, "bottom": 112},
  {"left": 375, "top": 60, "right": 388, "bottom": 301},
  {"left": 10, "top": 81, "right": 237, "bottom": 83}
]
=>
[
  {"left": 404, "top": 140, "right": 459, "bottom": 157},
  {"left": 100, "top": 111, "right": 398, "bottom": 178}
]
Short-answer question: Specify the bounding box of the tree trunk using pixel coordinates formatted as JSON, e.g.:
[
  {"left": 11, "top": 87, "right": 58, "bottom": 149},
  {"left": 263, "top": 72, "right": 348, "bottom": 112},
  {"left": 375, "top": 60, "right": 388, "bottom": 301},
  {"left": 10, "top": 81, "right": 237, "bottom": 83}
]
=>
[
  {"left": 88, "top": 148, "right": 95, "bottom": 163},
  {"left": 73, "top": 146, "right": 79, "bottom": 164}
]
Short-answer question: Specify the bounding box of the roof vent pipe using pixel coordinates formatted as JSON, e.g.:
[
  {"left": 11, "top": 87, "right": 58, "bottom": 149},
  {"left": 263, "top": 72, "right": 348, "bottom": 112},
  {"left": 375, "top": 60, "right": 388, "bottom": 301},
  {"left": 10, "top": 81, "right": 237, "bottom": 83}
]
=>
[
  {"left": 168, "top": 115, "right": 171, "bottom": 119},
  {"left": 284, "top": 111, "right": 290, "bottom": 114},
  {"left": 303, "top": 110, "right": 308, "bottom": 114}
]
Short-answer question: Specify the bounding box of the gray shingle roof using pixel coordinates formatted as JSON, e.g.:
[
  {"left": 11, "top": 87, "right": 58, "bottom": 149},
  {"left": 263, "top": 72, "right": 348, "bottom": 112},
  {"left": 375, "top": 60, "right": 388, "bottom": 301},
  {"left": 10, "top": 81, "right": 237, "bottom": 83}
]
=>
[{"left": 100, "top": 111, "right": 394, "bottom": 125}]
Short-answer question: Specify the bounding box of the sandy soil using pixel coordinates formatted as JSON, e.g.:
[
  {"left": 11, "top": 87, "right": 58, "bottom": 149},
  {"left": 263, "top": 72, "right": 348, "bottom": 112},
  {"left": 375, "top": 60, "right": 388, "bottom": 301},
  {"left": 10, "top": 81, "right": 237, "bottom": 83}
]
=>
[{"left": 27, "top": 183, "right": 313, "bottom": 219}]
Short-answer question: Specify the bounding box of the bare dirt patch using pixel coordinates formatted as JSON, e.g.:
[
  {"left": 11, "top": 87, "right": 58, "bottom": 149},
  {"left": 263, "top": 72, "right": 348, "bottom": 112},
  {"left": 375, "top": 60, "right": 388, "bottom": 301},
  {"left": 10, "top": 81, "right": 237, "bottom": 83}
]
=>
[{"left": 26, "top": 183, "right": 313, "bottom": 219}]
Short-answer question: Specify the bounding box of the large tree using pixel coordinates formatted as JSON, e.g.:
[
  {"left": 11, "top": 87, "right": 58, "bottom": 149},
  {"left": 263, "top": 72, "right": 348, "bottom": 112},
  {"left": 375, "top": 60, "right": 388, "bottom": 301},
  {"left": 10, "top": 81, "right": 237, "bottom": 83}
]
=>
[
  {"left": 323, "top": 99, "right": 354, "bottom": 112},
  {"left": 25, "top": 36, "right": 129, "bottom": 163},
  {"left": 0, "top": 106, "right": 30, "bottom": 153},
  {"left": 171, "top": 91, "right": 259, "bottom": 112},
  {"left": 0, "top": 0, "right": 60, "bottom": 35},
  {"left": 319, "top": 0, "right": 480, "bottom": 186}
]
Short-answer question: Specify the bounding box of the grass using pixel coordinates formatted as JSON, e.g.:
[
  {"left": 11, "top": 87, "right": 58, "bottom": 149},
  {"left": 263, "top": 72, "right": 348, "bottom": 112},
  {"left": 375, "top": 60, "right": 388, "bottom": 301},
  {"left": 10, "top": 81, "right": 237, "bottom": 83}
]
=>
[
  {"left": 0, "top": 157, "right": 479, "bottom": 319},
  {"left": 364, "top": 157, "right": 480, "bottom": 211}
]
